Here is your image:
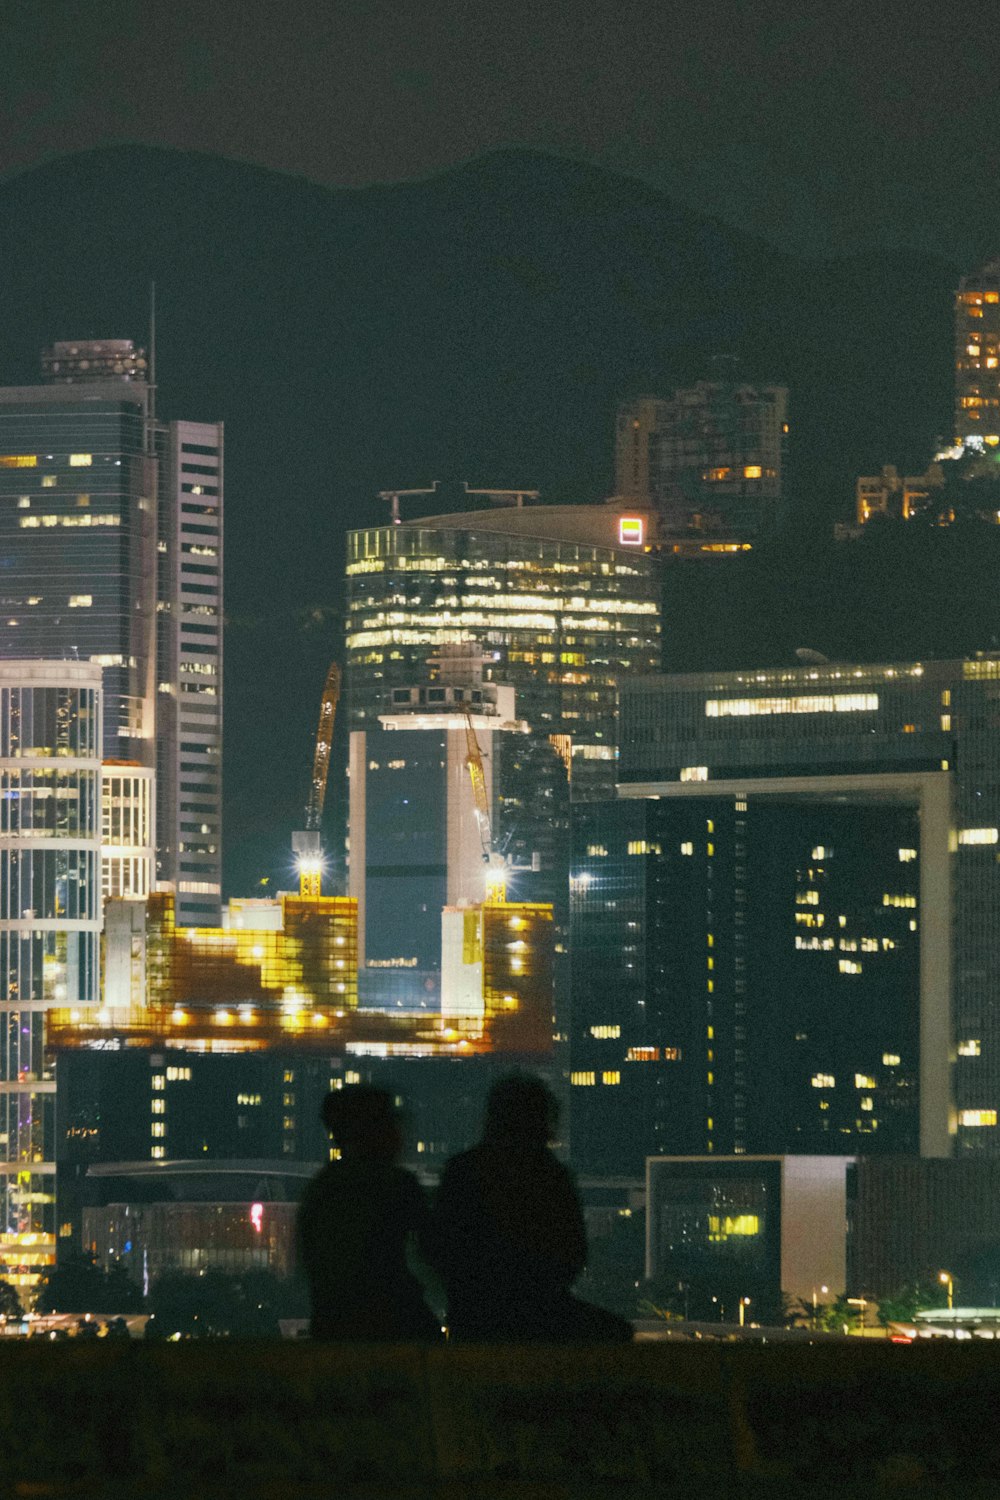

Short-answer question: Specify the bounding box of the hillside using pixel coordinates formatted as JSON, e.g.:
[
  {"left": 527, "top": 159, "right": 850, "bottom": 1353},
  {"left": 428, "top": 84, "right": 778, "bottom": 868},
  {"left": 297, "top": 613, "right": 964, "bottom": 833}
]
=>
[{"left": 0, "top": 145, "right": 966, "bottom": 887}]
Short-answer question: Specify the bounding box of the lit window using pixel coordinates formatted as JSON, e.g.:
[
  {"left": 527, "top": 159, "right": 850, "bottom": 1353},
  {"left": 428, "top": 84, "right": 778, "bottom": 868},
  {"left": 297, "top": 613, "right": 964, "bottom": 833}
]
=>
[
  {"left": 151, "top": 1122, "right": 165, "bottom": 1137},
  {"left": 0, "top": 455, "right": 36, "bottom": 467},
  {"left": 166, "top": 1066, "right": 192, "bottom": 1081},
  {"left": 680, "top": 842, "right": 694, "bottom": 856},
  {"left": 860, "top": 1098, "right": 874, "bottom": 1112},
  {"left": 69, "top": 453, "right": 92, "bottom": 467},
  {"left": 41, "top": 475, "right": 56, "bottom": 487},
  {"left": 601, "top": 1071, "right": 621, "bottom": 1085},
  {"left": 68, "top": 595, "right": 92, "bottom": 608},
  {"left": 743, "top": 465, "right": 762, "bottom": 479},
  {"left": 941, "top": 714, "right": 952, "bottom": 731},
  {"left": 589, "top": 1025, "right": 621, "bottom": 1038},
  {"left": 586, "top": 844, "right": 608, "bottom": 857},
  {"left": 958, "top": 828, "right": 998, "bottom": 845},
  {"left": 839, "top": 959, "right": 862, "bottom": 975},
  {"left": 151, "top": 1099, "right": 166, "bottom": 1115},
  {"left": 706, "top": 694, "right": 878, "bottom": 718},
  {"left": 680, "top": 766, "right": 709, "bottom": 782},
  {"left": 958, "top": 1040, "right": 981, "bottom": 1057},
  {"left": 811, "top": 1074, "right": 835, "bottom": 1088},
  {"left": 968, "top": 344, "right": 982, "bottom": 356},
  {"left": 151, "top": 1075, "right": 165, "bottom": 1090},
  {"left": 960, "top": 1109, "right": 997, "bottom": 1127},
  {"left": 882, "top": 893, "right": 917, "bottom": 908},
  {"left": 151, "top": 1146, "right": 165, "bottom": 1159},
  {"left": 898, "top": 848, "right": 917, "bottom": 863},
  {"left": 706, "top": 1213, "right": 760, "bottom": 1240},
  {"left": 855, "top": 1074, "right": 876, "bottom": 1089},
  {"left": 570, "top": 1071, "right": 596, "bottom": 1086},
  {"left": 882, "top": 1053, "right": 901, "bottom": 1066},
  {"left": 811, "top": 846, "right": 829, "bottom": 861},
  {"left": 626, "top": 1046, "right": 660, "bottom": 1062}
]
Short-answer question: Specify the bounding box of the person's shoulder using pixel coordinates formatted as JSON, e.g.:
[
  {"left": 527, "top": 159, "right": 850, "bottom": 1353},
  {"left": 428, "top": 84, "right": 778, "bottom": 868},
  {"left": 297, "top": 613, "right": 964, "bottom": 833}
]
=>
[
  {"left": 391, "top": 1165, "right": 427, "bottom": 1198},
  {"left": 437, "top": 1147, "right": 485, "bottom": 1183}
]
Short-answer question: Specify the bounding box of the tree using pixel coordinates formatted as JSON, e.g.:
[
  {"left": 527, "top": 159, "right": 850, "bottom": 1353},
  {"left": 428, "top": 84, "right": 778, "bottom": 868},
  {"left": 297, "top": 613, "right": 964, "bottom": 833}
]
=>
[
  {"left": 34, "top": 1252, "right": 142, "bottom": 1315},
  {"left": 876, "top": 1283, "right": 940, "bottom": 1328},
  {"left": 145, "top": 1269, "right": 286, "bottom": 1339},
  {"left": 0, "top": 1280, "right": 22, "bottom": 1321}
]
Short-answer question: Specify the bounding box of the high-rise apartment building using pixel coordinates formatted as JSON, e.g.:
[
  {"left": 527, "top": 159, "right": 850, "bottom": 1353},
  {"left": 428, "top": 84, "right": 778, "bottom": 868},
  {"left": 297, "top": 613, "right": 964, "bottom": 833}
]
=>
[
  {"left": 0, "top": 661, "right": 102, "bottom": 1293},
  {"left": 954, "top": 259, "right": 1000, "bottom": 444},
  {"left": 570, "top": 795, "right": 921, "bottom": 1174},
  {"left": 0, "top": 341, "right": 223, "bottom": 925},
  {"left": 614, "top": 657, "right": 1000, "bottom": 1160},
  {"left": 155, "top": 422, "right": 224, "bottom": 925},
  {"left": 614, "top": 383, "right": 788, "bottom": 548}
]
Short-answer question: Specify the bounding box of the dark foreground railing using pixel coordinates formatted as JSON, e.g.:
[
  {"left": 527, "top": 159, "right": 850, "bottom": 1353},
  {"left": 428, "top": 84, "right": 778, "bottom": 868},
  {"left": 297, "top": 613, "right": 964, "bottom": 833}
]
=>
[{"left": 2, "top": 1339, "right": 999, "bottom": 1496}]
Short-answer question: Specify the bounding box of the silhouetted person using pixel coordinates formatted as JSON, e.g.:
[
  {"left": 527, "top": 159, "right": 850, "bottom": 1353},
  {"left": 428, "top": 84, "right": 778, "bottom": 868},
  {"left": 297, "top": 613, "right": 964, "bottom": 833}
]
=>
[
  {"left": 426, "top": 1073, "right": 633, "bottom": 1343},
  {"left": 297, "top": 1086, "right": 440, "bottom": 1342}
]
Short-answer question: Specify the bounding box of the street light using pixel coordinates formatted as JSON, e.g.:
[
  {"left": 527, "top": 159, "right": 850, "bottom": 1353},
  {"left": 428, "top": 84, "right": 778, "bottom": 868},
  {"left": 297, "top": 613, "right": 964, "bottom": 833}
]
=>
[
  {"left": 939, "top": 1270, "right": 954, "bottom": 1311},
  {"left": 738, "top": 1297, "right": 751, "bottom": 1328}
]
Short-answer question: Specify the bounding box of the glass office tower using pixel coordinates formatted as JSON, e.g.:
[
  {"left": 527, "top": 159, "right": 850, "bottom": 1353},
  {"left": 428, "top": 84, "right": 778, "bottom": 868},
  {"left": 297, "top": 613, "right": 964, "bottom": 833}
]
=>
[
  {"left": 345, "top": 503, "right": 662, "bottom": 803},
  {"left": 0, "top": 662, "right": 102, "bottom": 1293},
  {"left": 617, "top": 657, "right": 1000, "bottom": 1159},
  {"left": 0, "top": 341, "right": 224, "bottom": 926},
  {"left": 0, "top": 359, "right": 155, "bottom": 757}
]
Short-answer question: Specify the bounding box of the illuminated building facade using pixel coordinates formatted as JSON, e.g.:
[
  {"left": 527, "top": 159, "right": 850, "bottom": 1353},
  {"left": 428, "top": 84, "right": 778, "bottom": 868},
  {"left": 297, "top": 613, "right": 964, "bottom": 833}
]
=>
[
  {"left": 0, "top": 346, "right": 157, "bottom": 758},
  {"left": 570, "top": 796, "right": 921, "bottom": 1174},
  {"left": 346, "top": 502, "right": 659, "bottom": 1037},
  {"left": 101, "top": 762, "right": 154, "bottom": 900},
  {"left": 345, "top": 502, "right": 662, "bottom": 803},
  {"left": 0, "top": 342, "right": 223, "bottom": 925},
  {"left": 614, "top": 382, "right": 788, "bottom": 547},
  {"left": 955, "top": 259, "right": 1000, "bottom": 444},
  {"left": 617, "top": 656, "right": 1000, "bottom": 1159},
  {"left": 83, "top": 1162, "right": 308, "bottom": 1285},
  {"left": 0, "top": 661, "right": 102, "bottom": 1292},
  {"left": 155, "top": 422, "right": 224, "bottom": 925},
  {"left": 646, "top": 1155, "right": 851, "bottom": 1316},
  {"left": 349, "top": 653, "right": 525, "bottom": 973},
  {"left": 100, "top": 892, "right": 359, "bottom": 1050},
  {"left": 854, "top": 463, "right": 946, "bottom": 527},
  {"left": 441, "top": 899, "right": 554, "bottom": 1053}
]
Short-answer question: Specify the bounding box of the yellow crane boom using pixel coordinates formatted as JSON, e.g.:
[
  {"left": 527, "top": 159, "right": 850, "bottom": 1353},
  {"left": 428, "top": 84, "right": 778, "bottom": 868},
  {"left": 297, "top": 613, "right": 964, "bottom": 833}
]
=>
[
  {"left": 464, "top": 709, "right": 506, "bottom": 903},
  {"left": 293, "top": 663, "right": 341, "bottom": 897}
]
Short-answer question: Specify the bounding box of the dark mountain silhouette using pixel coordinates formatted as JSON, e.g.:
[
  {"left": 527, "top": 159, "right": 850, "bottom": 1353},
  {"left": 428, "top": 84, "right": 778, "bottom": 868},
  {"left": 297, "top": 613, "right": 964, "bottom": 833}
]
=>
[{"left": 0, "top": 144, "right": 975, "bottom": 888}]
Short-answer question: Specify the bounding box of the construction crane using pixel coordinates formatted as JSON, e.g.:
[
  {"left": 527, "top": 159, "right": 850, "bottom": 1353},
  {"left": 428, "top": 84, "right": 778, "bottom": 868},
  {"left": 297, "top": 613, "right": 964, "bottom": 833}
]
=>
[
  {"left": 463, "top": 708, "right": 507, "bottom": 903},
  {"left": 292, "top": 663, "right": 341, "bottom": 897},
  {"left": 462, "top": 483, "right": 540, "bottom": 509},
  {"left": 378, "top": 482, "right": 439, "bottom": 525}
]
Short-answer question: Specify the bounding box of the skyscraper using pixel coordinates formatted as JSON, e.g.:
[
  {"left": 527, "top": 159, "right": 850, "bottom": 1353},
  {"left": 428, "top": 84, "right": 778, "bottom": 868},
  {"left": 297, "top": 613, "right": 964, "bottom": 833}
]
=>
[
  {"left": 155, "top": 421, "right": 224, "bottom": 926},
  {"left": 0, "top": 341, "right": 223, "bottom": 925},
  {"left": 613, "top": 657, "right": 1000, "bottom": 1159},
  {"left": 345, "top": 500, "right": 662, "bottom": 803},
  {"left": 345, "top": 498, "right": 661, "bottom": 1041},
  {"left": 0, "top": 661, "right": 102, "bottom": 1294},
  {"left": 570, "top": 795, "right": 921, "bottom": 1174},
  {"left": 954, "top": 259, "right": 1000, "bottom": 445}
]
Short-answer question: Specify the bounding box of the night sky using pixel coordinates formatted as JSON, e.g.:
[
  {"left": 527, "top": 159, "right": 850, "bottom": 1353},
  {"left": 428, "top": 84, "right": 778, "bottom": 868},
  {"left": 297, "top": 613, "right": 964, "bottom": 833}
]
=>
[
  {"left": 3, "top": 1, "right": 999, "bottom": 893},
  {"left": 2, "top": 0, "right": 998, "bottom": 260}
]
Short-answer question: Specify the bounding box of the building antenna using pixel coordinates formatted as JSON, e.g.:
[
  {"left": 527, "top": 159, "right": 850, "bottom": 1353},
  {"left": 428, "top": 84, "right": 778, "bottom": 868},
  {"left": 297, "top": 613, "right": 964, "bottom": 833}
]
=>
[{"left": 148, "top": 279, "right": 157, "bottom": 434}]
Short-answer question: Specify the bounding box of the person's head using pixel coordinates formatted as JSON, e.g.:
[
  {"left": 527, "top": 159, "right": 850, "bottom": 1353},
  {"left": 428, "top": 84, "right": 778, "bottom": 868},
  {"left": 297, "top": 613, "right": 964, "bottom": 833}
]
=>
[
  {"left": 482, "top": 1072, "right": 558, "bottom": 1150},
  {"left": 321, "top": 1085, "right": 402, "bottom": 1162}
]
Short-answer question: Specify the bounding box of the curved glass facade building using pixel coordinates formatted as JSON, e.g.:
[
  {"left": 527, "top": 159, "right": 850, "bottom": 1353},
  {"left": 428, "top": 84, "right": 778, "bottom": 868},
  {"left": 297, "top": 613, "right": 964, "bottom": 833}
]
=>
[{"left": 0, "top": 661, "right": 101, "bottom": 1291}]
